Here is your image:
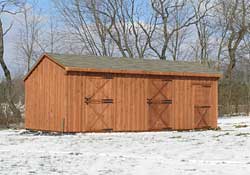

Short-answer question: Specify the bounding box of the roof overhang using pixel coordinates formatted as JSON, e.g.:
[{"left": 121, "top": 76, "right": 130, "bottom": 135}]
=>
[
  {"left": 65, "top": 66, "right": 222, "bottom": 78},
  {"left": 23, "top": 53, "right": 66, "bottom": 81},
  {"left": 24, "top": 53, "right": 222, "bottom": 81}
]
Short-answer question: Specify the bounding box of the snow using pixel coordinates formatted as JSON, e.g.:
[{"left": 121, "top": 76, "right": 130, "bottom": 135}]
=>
[{"left": 0, "top": 116, "right": 250, "bottom": 175}]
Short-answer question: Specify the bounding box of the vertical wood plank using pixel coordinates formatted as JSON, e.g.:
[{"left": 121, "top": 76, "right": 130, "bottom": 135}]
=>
[{"left": 25, "top": 57, "right": 219, "bottom": 132}]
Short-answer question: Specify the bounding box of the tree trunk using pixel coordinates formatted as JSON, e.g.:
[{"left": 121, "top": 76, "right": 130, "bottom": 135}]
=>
[
  {"left": 225, "top": 48, "right": 236, "bottom": 80},
  {"left": 0, "top": 18, "right": 21, "bottom": 118}
]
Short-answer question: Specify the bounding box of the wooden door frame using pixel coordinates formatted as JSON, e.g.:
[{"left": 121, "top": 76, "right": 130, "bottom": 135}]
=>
[
  {"left": 147, "top": 78, "right": 172, "bottom": 130},
  {"left": 192, "top": 83, "right": 212, "bottom": 129},
  {"left": 84, "top": 75, "right": 114, "bottom": 131}
]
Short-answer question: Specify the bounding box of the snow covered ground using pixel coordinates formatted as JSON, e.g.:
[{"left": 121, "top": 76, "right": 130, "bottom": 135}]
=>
[{"left": 0, "top": 116, "right": 250, "bottom": 175}]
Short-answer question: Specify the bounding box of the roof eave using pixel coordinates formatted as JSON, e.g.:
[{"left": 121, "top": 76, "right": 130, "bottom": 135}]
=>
[
  {"left": 65, "top": 66, "right": 222, "bottom": 78},
  {"left": 24, "top": 53, "right": 222, "bottom": 81},
  {"left": 23, "top": 53, "right": 66, "bottom": 81}
]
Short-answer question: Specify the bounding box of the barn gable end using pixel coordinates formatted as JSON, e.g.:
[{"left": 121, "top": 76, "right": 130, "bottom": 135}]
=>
[{"left": 25, "top": 56, "right": 67, "bottom": 132}]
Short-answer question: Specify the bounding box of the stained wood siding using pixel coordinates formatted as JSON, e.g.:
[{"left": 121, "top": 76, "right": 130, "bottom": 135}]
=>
[
  {"left": 25, "top": 57, "right": 66, "bottom": 132},
  {"left": 191, "top": 79, "right": 218, "bottom": 129},
  {"left": 171, "top": 78, "right": 193, "bottom": 130},
  {"left": 171, "top": 78, "right": 218, "bottom": 130},
  {"left": 25, "top": 58, "right": 219, "bottom": 132},
  {"left": 147, "top": 78, "right": 172, "bottom": 130},
  {"left": 65, "top": 73, "right": 149, "bottom": 132},
  {"left": 64, "top": 73, "right": 218, "bottom": 132},
  {"left": 114, "top": 74, "right": 148, "bottom": 131},
  {"left": 64, "top": 72, "right": 83, "bottom": 132}
]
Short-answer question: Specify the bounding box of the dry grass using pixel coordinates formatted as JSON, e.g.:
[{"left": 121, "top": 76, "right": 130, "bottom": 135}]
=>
[
  {"left": 0, "top": 116, "right": 23, "bottom": 128},
  {"left": 234, "top": 124, "right": 248, "bottom": 128}
]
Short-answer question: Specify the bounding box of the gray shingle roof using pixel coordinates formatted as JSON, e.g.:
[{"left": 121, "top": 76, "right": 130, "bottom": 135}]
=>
[{"left": 47, "top": 53, "right": 220, "bottom": 75}]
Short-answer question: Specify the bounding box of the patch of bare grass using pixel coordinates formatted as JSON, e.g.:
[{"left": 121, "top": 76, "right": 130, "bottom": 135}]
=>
[{"left": 234, "top": 124, "right": 248, "bottom": 128}]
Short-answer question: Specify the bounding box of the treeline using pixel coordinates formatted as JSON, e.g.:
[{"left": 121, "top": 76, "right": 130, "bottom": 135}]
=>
[
  {"left": 0, "top": 0, "right": 250, "bottom": 120},
  {"left": 219, "top": 61, "right": 250, "bottom": 115}
]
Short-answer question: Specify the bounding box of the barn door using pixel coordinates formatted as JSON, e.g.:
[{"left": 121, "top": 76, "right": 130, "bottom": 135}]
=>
[
  {"left": 193, "top": 84, "right": 211, "bottom": 129},
  {"left": 147, "top": 79, "right": 172, "bottom": 130},
  {"left": 85, "top": 75, "right": 114, "bottom": 131}
]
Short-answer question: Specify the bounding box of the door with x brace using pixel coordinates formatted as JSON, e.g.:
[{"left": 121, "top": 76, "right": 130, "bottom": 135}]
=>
[
  {"left": 85, "top": 75, "right": 114, "bottom": 131},
  {"left": 148, "top": 79, "right": 172, "bottom": 130},
  {"left": 193, "top": 84, "right": 211, "bottom": 129}
]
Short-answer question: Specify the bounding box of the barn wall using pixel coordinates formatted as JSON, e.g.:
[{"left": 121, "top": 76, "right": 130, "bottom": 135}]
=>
[
  {"left": 24, "top": 54, "right": 219, "bottom": 132},
  {"left": 171, "top": 78, "right": 193, "bottom": 130},
  {"left": 63, "top": 72, "right": 219, "bottom": 132},
  {"left": 25, "top": 57, "right": 66, "bottom": 132},
  {"left": 114, "top": 74, "right": 148, "bottom": 131},
  {"left": 65, "top": 72, "right": 84, "bottom": 132},
  {"left": 171, "top": 77, "right": 218, "bottom": 130},
  {"left": 65, "top": 73, "right": 149, "bottom": 132},
  {"left": 193, "top": 78, "right": 218, "bottom": 128},
  {"left": 210, "top": 79, "right": 218, "bottom": 128}
]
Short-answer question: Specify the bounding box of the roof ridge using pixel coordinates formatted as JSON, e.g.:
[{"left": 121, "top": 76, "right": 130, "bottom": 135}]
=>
[
  {"left": 42, "top": 53, "right": 221, "bottom": 78},
  {"left": 46, "top": 52, "right": 210, "bottom": 66}
]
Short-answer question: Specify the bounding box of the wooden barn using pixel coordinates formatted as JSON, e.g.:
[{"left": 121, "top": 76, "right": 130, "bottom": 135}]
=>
[{"left": 24, "top": 53, "right": 221, "bottom": 132}]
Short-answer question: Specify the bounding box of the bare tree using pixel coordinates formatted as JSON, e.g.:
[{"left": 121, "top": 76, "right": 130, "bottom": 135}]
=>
[
  {"left": 16, "top": 4, "right": 42, "bottom": 72},
  {"left": 191, "top": 0, "right": 214, "bottom": 64},
  {"left": 80, "top": 0, "right": 152, "bottom": 58},
  {"left": 0, "top": 0, "right": 25, "bottom": 118},
  {"left": 139, "top": 0, "right": 212, "bottom": 60},
  {"left": 92, "top": 0, "right": 153, "bottom": 58},
  {"left": 211, "top": 2, "right": 230, "bottom": 70},
  {"left": 215, "top": 23, "right": 229, "bottom": 70},
  {"left": 16, "top": 2, "right": 67, "bottom": 73},
  {"left": 53, "top": 0, "right": 113, "bottom": 56},
  {"left": 54, "top": 0, "right": 157, "bottom": 58},
  {"left": 167, "top": 2, "right": 190, "bottom": 61},
  {"left": 217, "top": 0, "right": 250, "bottom": 79},
  {"left": 53, "top": 0, "right": 213, "bottom": 60}
]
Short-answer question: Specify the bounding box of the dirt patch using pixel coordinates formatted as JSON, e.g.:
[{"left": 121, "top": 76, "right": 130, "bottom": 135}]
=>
[
  {"left": 169, "top": 136, "right": 182, "bottom": 139},
  {"left": 234, "top": 124, "right": 248, "bottom": 128},
  {"left": 213, "top": 132, "right": 230, "bottom": 138},
  {"left": 235, "top": 133, "right": 250, "bottom": 137}
]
